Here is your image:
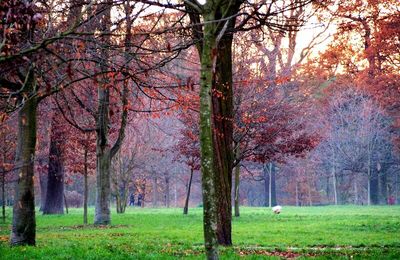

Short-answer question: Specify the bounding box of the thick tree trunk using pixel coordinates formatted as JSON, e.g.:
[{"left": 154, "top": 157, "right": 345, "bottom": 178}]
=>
[
  {"left": 379, "top": 172, "right": 387, "bottom": 204},
  {"left": 43, "top": 112, "right": 65, "bottom": 214},
  {"left": 212, "top": 29, "right": 237, "bottom": 246},
  {"left": 183, "top": 168, "right": 194, "bottom": 215},
  {"left": 369, "top": 169, "right": 379, "bottom": 205},
  {"left": 94, "top": 149, "right": 111, "bottom": 225},
  {"left": 11, "top": 73, "right": 38, "bottom": 246},
  {"left": 199, "top": 18, "right": 219, "bottom": 259}
]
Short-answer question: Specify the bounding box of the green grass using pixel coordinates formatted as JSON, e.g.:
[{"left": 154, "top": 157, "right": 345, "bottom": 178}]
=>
[{"left": 1, "top": 206, "right": 399, "bottom": 259}]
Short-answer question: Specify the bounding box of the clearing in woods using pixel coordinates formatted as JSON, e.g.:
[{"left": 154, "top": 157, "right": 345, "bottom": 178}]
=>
[{"left": 0, "top": 206, "right": 399, "bottom": 259}]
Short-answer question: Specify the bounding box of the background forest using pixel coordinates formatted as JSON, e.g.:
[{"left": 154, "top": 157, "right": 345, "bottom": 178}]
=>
[{"left": 0, "top": 0, "right": 399, "bottom": 258}]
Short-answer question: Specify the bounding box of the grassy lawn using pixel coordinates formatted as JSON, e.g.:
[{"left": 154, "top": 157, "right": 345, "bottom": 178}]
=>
[{"left": 0, "top": 206, "right": 399, "bottom": 259}]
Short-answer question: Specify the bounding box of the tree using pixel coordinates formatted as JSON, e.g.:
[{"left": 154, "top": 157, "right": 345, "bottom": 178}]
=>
[{"left": 43, "top": 107, "right": 67, "bottom": 214}]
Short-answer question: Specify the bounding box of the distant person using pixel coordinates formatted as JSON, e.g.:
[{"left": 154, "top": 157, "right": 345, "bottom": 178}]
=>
[
  {"left": 129, "top": 193, "right": 135, "bottom": 206},
  {"left": 137, "top": 193, "right": 143, "bottom": 207}
]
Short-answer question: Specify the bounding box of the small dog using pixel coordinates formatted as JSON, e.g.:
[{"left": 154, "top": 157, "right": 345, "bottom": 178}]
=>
[{"left": 272, "top": 205, "right": 282, "bottom": 214}]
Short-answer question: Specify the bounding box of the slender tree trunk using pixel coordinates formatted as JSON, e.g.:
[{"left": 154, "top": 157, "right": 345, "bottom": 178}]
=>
[
  {"left": 295, "top": 182, "right": 299, "bottom": 206},
  {"left": 165, "top": 174, "right": 170, "bottom": 208},
  {"left": 43, "top": 112, "right": 65, "bottom": 214},
  {"left": 367, "top": 177, "right": 371, "bottom": 206},
  {"left": 38, "top": 170, "right": 47, "bottom": 212},
  {"left": 269, "top": 163, "right": 272, "bottom": 207},
  {"left": 354, "top": 177, "right": 358, "bottom": 205},
  {"left": 184, "top": 168, "right": 194, "bottom": 215},
  {"left": 308, "top": 178, "right": 313, "bottom": 206},
  {"left": 270, "top": 163, "right": 277, "bottom": 206},
  {"left": 263, "top": 164, "right": 270, "bottom": 207},
  {"left": 64, "top": 193, "right": 69, "bottom": 214},
  {"left": 332, "top": 165, "right": 338, "bottom": 205},
  {"left": 234, "top": 163, "right": 240, "bottom": 217},
  {"left": 11, "top": 72, "right": 38, "bottom": 246},
  {"left": 152, "top": 176, "right": 157, "bottom": 207},
  {"left": 2, "top": 169, "right": 5, "bottom": 223},
  {"left": 83, "top": 147, "right": 88, "bottom": 224},
  {"left": 174, "top": 182, "right": 177, "bottom": 207}
]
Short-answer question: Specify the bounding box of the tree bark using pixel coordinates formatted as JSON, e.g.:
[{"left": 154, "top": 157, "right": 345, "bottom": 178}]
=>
[
  {"left": 270, "top": 163, "right": 277, "bottom": 206},
  {"left": 263, "top": 164, "right": 270, "bottom": 207},
  {"left": 212, "top": 32, "right": 234, "bottom": 246},
  {"left": 43, "top": 111, "right": 65, "bottom": 214},
  {"left": 165, "top": 174, "right": 170, "bottom": 208},
  {"left": 152, "top": 176, "right": 157, "bottom": 207},
  {"left": 2, "top": 167, "right": 5, "bottom": 223},
  {"left": 379, "top": 171, "right": 387, "bottom": 204},
  {"left": 234, "top": 163, "right": 240, "bottom": 217},
  {"left": 94, "top": 0, "right": 130, "bottom": 225},
  {"left": 369, "top": 169, "right": 379, "bottom": 205},
  {"left": 185, "top": 0, "right": 242, "bottom": 255},
  {"left": 11, "top": 71, "right": 37, "bottom": 246},
  {"left": 199, "top": 17, "right": 219, "bottom": 259},
  {"left": 183, "top": 168, "right": 194, "bottom": 215},
  {"left": 94, "top": 148, "right": 111, "bottom": 224},
  {"left": 332, "top": 165, "right": 338, "bottom": 205},
  {"left": 83, "top": 145, "right": 88, "bottom": 224},
  {"left": 64, "top": 192, "right": 69, "bottom": 214}
]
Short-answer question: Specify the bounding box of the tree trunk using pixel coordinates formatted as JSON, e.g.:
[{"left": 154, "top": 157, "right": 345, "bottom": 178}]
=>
[
  {"left": 165, "top": 174, "right": 170, "bottom": 208},
  {"left": 269, "top": 163, "right": 272, "bottom": 207},
  {"left": 83, "top": 147, "right": 88, "bottom": 224},
  {"left": 369, "top": 169, "right": 379, "bottom": 205},
  {"left": 94, "top": 149, "right": 111, "bottom": 224},
  {"left": 354, "top": 176, "right": 358, "bottom": 205},
  {"left": 186, "top": 0, "right": 242, "bottom": 255},
  {"left": 38, "top": 169, "right": 47, "bottom": 212},
  {"left": 270, "top": 163, "right": 277, "bottom": 206},
  {"left": 2, "top": 168, "right": 5, "bottom": 223},
  {"left": 263, "top": 164, "right": 270, "bottom": 207},
  {"left": 43, "top": 112, "right": 65, "bottom": 214},
  {"left": 11, "top": 72, "right": 38, "bottom": 246},
  {"left": 234, "top": 163, "right": 240, "bottom": 217},
  {"left": 295, "top": 182, "right": 299, "bottom": 206},
  {"left": 332, "top": 165, "right": 338, "bottom": 205},
  {"left": 152, "top": 176, "right": 157, "bottom": 207},
  {"left": 184, "top": 168, "right": 194, "bottom": 215},
  {"left": 64, "top": 192, "right": 69, "bottom": 214},
  {"left": 199, "top": 17, "right": 219, "bottom": 259},
  {"left": 379, "top": 171, "right": 387, "bottom": 204}
]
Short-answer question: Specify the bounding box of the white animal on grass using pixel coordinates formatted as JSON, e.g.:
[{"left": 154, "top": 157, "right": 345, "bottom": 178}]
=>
[{"left": 272, "top": 205, "right": 282, "bottom": 214}]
